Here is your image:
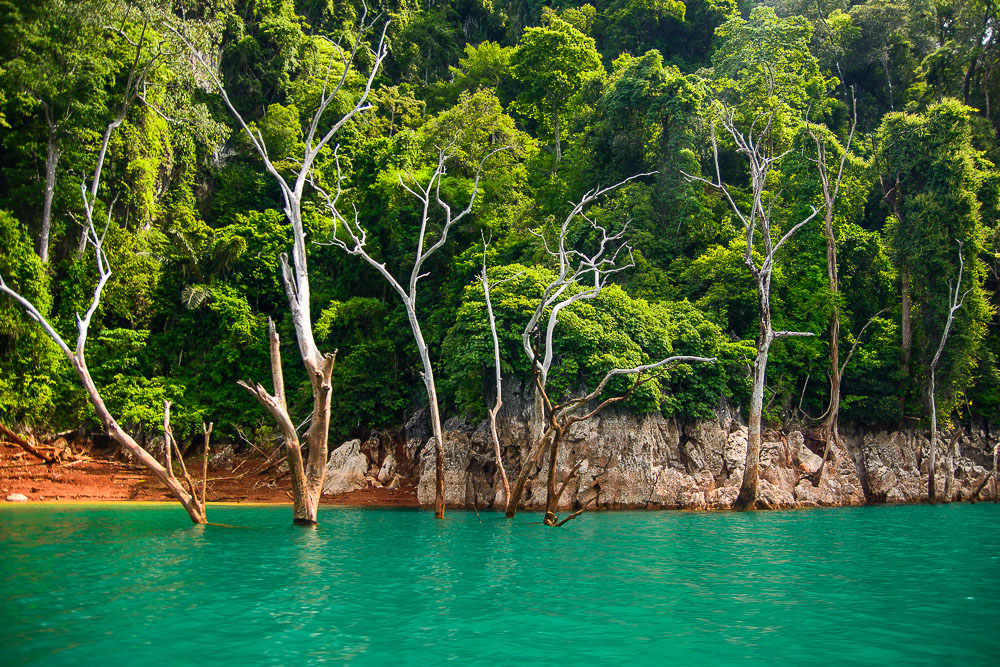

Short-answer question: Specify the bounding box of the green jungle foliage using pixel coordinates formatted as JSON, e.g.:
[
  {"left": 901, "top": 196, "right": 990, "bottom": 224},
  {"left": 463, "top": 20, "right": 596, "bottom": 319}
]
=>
[{"left": 1, "top": 0, "right": 999, "bottom": 445}]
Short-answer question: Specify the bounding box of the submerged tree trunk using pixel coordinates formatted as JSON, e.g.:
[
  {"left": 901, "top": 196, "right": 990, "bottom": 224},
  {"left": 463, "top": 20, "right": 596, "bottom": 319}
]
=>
[
  {"left": 735, "top": 314, "right": 771, "bottom": 511},
  {"left": 926, "top": 244, "right": 970, "bottom": 504},
  {"left": 240, "top": 319, "right": 332, "bottom": 525},
  {"left": 927, "top": 368, "right": 939, "bottom": 504},
  {"left": 482, "top": 259, "right": 511, "bottom": 507}
]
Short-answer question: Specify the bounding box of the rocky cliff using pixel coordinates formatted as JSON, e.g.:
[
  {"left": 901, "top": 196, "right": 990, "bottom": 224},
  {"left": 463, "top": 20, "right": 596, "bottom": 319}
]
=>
[
  {"left": 324, "top": 383, "right": 999, "bottom": 510},
  {"left": 403, "top": 381, "right": 999, "bottom": 510}
]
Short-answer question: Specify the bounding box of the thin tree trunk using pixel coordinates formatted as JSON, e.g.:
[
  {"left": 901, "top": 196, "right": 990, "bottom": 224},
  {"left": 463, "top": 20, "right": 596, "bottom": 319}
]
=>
[
  {"left": 425, "top": 375, "right": 446, "bottom": 518},
  {"left": 818, "top": 193, "right": 841, "bottom": 482},
  {"left": 240, "top": 320, "right": 319, "bottom": 524},
  {"left": 994, "top": 444, "right": 998, "bottom": 503},
  {"left": 404, "top": 302, "right": 446, "bottom": 518},
  {"left": 0, "top": 423, "right": 56, "bottom": 463},
  {"left": 482, "top": 262, "right": 512, "bottom": 507},
  {"left": 79, "top": 361, "right": 204, "bottom": 523},
  {"left": 900, "top": 263, "right": 913, "bottom": 419},
  {"left": 201, "top": 421, "right": 212, "bottom": 508},
  {"left": 39, "top": 130, "right": 61, "bottom": 264},
  {"left": 735, "top": 332, "right": 771, "bottom": 510},
  {"left": 505, "top": 433, "right": 548, "bottom": 518},
  {"left": 928, "top": 368, "right": 938, "bottom": 504},
  {"left": 543, "top": 428, "right": 561, "bottom": 524},
  {"left": 488, "top": 405, "right": 509, "bottom": 506},
  {"left": 552, "top": 105, "right": 562, "bottom": 165}
]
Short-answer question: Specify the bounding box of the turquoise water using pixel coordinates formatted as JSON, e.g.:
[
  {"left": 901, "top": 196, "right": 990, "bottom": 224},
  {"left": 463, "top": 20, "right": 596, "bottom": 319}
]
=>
[{"left": 1, "top": 504, "right": 998, "bottom": 665}]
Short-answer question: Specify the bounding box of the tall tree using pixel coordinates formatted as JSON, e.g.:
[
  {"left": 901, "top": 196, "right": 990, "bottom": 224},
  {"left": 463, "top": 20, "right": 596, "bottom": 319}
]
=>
[
  {"left": 0, "top": 0, "right": 115, "bottom": 263},
  {"left": 510, "top": 14, "right": 601, "bottom": 167},
  {"left": 685, "top": 102, "right": 818, "bottom": 510},
  {"left": 176, "top": 7, "right": 390, "bottom": 525},
  {"left": 876, "top": 99, "right": 991, "bottom": 470},
  {"left": 0, "top": 25, "right": 208, "bottom": 523}
]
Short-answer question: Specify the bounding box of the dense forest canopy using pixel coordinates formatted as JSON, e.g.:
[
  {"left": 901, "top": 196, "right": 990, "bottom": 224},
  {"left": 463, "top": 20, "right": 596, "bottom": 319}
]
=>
[{"left": 1, "top": 0, "right": 998, "bottom": 450}]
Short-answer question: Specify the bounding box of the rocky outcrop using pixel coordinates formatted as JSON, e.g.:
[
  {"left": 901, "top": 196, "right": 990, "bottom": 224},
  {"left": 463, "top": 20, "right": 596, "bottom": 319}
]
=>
[
  {"left": 322, "top": 439, "right": 369, "bottom": 495},
  {"left": 407, "top": 381, "right": 998, "bottom": 510}
]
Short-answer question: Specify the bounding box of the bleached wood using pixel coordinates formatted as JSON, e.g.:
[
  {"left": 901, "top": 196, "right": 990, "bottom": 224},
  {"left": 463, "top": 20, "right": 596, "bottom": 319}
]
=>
[
  {"left": 682, "top": 100, "right": 818, "bottom": 510},
  {"left": 0, "top": 31, "right": 206, "bottom": 523},
  {"left": 927, "top": 242, "right": 971, "bottom": 503},
  {"left": 175, "top": 6, "right": 387, "bottom": 524}
]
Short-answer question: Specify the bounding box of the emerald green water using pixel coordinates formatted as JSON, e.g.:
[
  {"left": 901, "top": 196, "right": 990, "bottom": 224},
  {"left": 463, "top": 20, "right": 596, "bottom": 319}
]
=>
[{"left": 1, "top": 504, "right": 998, "bottom": 665}]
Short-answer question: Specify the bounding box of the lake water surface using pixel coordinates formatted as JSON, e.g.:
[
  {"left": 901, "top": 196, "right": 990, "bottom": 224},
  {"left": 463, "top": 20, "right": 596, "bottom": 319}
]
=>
[{"left": 1, "top": 503, "right": 998, "bottom": 665}]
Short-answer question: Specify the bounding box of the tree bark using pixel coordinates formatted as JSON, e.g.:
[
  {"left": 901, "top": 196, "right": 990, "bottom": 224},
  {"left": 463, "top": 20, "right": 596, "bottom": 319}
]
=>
[
  {"left": 928, "top": 368, "right": 938, "bottom": 504},
  {"left": 240, "top": 319, "right": 326, "bottom": 525},
  {"left": 552, "top": 105, "right": 561, "bottom": 165},
  {"left": 900, "top": 263, "right": 913, "bottom": 419},
  {"left": 818, "top": 196, "right": 841, "bottom": 482},
  {"left": 482, "top": 263, "right": 511, "bottom": 506},
  {"left": 82, "top": 361, "right": 205, "bottom": 523},
  {"left": 0, "top": 423, "right": 56, "bottom": 463},
  {"left": 735, "top": 317, "right": 771, "bottom": 511},
  {"left": 39, "top": 129, "right": 61, "bottom": 264}
]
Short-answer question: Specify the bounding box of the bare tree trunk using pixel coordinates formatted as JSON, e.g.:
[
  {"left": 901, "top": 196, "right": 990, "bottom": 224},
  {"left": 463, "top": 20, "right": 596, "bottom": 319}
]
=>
[
  {"left": 901, "top": 263, "right": 913, "bottom": 420},
  {"left": 104, "top": 385, "right": 202, "bottom": 523},
  {"left": 178, "top": 11, "right": 386, "bottom": 525},
  {"left": 926, "top": 244, "right": 971, "bottom": 503},
  {"left": 201, "top": 421, "right": 212, "bottom": 508},
  {"left": 552, "top": 106, "right": 562, "bottom": 165},
  {"left": 735, "top": 324, "right": 771, "bottom": 510},
  {"left": 481, "top": 257, "right": 511, "bottom": 506},
  {"left": 928, "top": 369, "right": 939, "bottom": 504},
  {"left": 0, "top": 423, "right": 57, "bottom": 463},
  {"left": 944, "top": 430, "right": 957, "bottom": 502},
  {"left": 505, "top": 429, "right": 550, "bottom": 518},
  {"left": 0, "top": 32, "right": 209, "bottom": 523},
  {"left": 543, "top": 428, "right": 561, "bottom": 524},
  {"left": 39, "top": 129, "right": 61, "bottom": 264},
  {"left": 994, "top": 444, "right": 999, "bottom": 503},
  {"left": 240, "top": 319, "right": 324, "bottom": 524},
  {"left": 424, "top": 372, "right": 446, "bottom": 519}
]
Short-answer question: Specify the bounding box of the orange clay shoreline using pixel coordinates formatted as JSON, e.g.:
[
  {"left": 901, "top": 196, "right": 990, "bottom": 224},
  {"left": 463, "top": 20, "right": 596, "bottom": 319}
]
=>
[{"left": 0, "top": 439, "right": 419, "bottom": 507}]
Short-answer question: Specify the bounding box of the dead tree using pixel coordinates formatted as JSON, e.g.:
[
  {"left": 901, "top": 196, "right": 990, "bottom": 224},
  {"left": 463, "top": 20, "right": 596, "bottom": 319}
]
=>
[
  {"left": 318, "top": 143, "right": 506, "bottom": 518},
  {"left": 537, "top": 356, "right": 715, "bottom": 526},
  {"left": 683, "top": 103, "right": 818, "bottom": 510},
  {"left": 498, "top": 175, "right": 716, "bottom": 523},
  {"left": 480, "top": 237, "right": 513, "bottom": 506},
  {"left": 805, "top": 93, "right": 857, "bottom": 478},
  {"left": 0, "top": 85, "right": 207, "bottom": 523},
  {"left": 174, "top": 8, "right": 389, "bottom": 525},
  {"left": 162, "top": 401, "right": 210, "bottom": 520},
  {"left": 927, "top": 242, "right": 971, "bottom": 504}
]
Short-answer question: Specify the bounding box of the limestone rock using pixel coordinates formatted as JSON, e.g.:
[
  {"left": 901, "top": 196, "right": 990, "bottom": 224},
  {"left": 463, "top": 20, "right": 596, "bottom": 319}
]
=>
[
  {"left": 6, "top": 493, "right": 28, "bottom": 502},
  {"left": 378, "top": 454, "right": 397, "bottom": 484},
  {"left": 208, "top": 443, "right": 235, "bottom": 470},
  {"left": 322, "top": 439, "right": 368, "bottom": 495}
]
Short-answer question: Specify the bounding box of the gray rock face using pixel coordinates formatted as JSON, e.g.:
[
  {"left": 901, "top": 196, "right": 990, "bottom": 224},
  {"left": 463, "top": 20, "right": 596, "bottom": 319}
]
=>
[
  {"left": 409, "top": 380, "right": 997, "bottom": 510},
  {"left": 322, "top": 439, "right": 369, "bottom": 495},
  {"left": 208, "top": 443, "right": 235, "bottom": 470},
  {"left": 377, "top": 454, "right": 397, "bottom": 484}
]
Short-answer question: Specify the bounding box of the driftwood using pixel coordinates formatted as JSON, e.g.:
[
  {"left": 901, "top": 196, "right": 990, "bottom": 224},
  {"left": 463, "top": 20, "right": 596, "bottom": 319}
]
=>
[{"left": 0, "top": 424, "right": 57, "bottom": 464}]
